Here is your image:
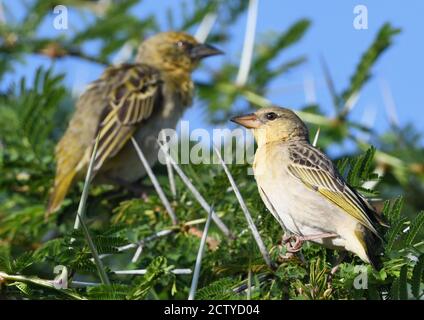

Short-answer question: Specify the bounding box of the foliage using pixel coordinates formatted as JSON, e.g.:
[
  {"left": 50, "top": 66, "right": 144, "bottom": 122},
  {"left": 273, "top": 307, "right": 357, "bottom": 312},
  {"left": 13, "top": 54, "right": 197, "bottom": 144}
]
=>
[{"left": 0, "top": 0, "right": 423, "bottom": 300}]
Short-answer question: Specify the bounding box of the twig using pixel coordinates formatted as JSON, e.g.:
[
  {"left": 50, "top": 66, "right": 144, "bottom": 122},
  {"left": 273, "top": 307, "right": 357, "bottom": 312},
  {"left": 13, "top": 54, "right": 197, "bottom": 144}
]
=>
[
  {"left": 213, "top": 146, "right": 274, "bottom": 270},
  {"left": 73, "top": 135, "right": 110, "bottom": 285},
  {"left": 312, "top": 127, "right": 321, "bottom": 147},
  {"left": 0, "top": 271, "right": 86, "bottom": 300},
  {"left": 131, "top": 137, "right": 178, "bottom": 225},
  {"left": 295, "top": 110, "right": 334, "bottom": 127},
  {"left": 157, "top": 141, "right": 232, "bottom": 238},
  {"left": 0, "top": 32, "right": 108, "bottom": 65},
  {"left": 66, "top": 47, "right": 108, "bottom": 65},
  {"left": 235, "top": 0, "right": 258, "bottom": 86},
  {"left": 194, "top": 12, "right": 217, "bottom": 43},
  {"left": 353, "top": 137, "right": 405, "bottom": 169},
  {"left": 188, "top": 207, "right": 213, "bottom": 300},
  {"left": 239, "top": 87, "right": 273, "bottom": 107}
]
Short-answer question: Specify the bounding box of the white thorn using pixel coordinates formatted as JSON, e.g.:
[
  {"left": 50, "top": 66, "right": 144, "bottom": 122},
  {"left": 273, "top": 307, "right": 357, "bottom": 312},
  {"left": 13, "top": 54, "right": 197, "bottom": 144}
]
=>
[
  {"left": 312, "top": 127, "right": 321, "bottom": 147},
  {"left": 114, "top": 269, "right": 192, "bottom": 275},
  {"left": 188, "top": 208, "right": 213, "bottom": 300},
  {"left": 379, "top": 78, "right": 400, "bottom": 127},
  {"left": 131, "top": 244, "right": 143, "bottom": 263},
  {"left": 303, "top": 73, "right": 317, "bottom": 105},
  {"left": 131, "top": 137, "right": 178, "bottom": 225},
  {"left": 157, "top": 140, "right": 232, "bottom": 238},
  {"left": 342, "top": 91, "right": 360, "bottom": 114},
  {"left": 112, "top": 42, "right": 134, "bottom": 65},
  {"left": 213, "top": 146, "right": 274, "bottom": 270},
  {"left": 235, "top": 0, "right": 259, "bottom": 86},
  {"left": 194, "top": 12, "right": 217, "bottom": 43}
]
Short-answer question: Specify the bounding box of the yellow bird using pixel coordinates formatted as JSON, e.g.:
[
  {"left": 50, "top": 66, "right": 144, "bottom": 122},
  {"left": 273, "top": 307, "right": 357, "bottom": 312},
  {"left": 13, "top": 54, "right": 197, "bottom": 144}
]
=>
[
  {"left": 231, "top": 106, "right": 385, "bottom": 269},
  {"left": 47, "top": 32, "right": 222, "bottom": 215}
]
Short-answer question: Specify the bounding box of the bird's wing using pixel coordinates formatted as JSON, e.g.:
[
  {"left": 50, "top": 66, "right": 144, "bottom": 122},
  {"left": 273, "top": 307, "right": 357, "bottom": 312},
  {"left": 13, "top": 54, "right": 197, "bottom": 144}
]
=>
[
  {"left": 287, "top": 143, "right": 381, "bottom": 237},
  {"left": 92, "top": 63, "right": 163, "bottom": 173}
]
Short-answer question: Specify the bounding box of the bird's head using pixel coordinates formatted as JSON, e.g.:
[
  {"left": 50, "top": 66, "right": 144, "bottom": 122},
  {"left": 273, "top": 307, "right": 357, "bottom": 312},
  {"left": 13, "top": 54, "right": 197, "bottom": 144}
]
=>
[
  {"left": 231, "top": 106, "right": 309, "bottom": 146},
  {"left": 136, "top": 31, "right": 223, "bottom": 73}
]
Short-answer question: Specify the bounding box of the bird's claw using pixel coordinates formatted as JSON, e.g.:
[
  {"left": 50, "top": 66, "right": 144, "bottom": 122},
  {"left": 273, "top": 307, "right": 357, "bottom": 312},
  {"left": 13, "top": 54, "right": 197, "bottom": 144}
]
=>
[{"left": 282, "top": 234, "right": 304, "bottom": 253}]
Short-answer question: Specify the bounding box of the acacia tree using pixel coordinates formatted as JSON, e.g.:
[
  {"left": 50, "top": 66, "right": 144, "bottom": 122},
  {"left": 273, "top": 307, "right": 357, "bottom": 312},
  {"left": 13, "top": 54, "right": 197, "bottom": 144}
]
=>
[{"left": 0, "top": 0, "right": 423, "bottom": 300}]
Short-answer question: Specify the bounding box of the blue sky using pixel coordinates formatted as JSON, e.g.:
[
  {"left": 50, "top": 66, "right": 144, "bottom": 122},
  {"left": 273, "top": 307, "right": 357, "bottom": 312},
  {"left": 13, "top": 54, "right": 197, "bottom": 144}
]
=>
[{"left": 3, "top": 0, "right": 424, "bottom": 145}]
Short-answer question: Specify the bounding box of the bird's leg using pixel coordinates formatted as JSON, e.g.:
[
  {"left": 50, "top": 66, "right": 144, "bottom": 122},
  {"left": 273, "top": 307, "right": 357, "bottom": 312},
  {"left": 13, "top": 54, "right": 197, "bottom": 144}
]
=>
[
  {"left": 282, "top": 234, "right": 302, "bottom": 253},
  {"left": 283, "top": 233, "right": 338, "bottom": 253}
]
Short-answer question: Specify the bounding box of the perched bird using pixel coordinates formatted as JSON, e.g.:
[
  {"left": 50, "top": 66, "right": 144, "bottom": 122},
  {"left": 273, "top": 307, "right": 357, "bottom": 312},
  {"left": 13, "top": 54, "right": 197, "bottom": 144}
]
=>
[
  {"left": 47, "top": 31, "right": 222, "bottom": 215},
  {"left": 231, "top": 106, "right": 385, "bottom": 269}
]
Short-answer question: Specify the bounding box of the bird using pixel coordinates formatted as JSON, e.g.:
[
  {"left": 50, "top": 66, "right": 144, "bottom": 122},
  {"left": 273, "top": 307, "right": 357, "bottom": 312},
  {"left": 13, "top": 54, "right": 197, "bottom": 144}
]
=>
[
  {"left": 231, "top": 106, "right": 385, "bottom": 269},
  {"left": 47, "top": 31, "right": 222, "bottom": 215}
]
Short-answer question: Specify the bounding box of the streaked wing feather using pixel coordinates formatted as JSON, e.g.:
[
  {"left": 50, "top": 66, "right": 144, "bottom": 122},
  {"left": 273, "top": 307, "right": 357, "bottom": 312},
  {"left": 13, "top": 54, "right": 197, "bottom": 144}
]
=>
[
  {"left": 287, "top": 144, "right": 380, "bottom": 236},
  {"left": 93, "top": 64, "right": 162, "bottom": 173}
]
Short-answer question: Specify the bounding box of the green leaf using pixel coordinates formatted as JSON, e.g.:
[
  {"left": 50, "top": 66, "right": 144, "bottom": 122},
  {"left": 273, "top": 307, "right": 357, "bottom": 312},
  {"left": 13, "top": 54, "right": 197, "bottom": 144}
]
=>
[
  {"left": 405, "top": 211, "right": 424, "bottom": 246},
  {"left": 196, "top": 277, "right": 239, "bottom": 300},
  {"left": 412, "top": 255, "right": 424, "bottom": 299},
  {"left": 253, "top": 19, "right": 311, "bottom": 70},
  {"left": 391, "top": 278, "right": 399, "bottom": 300},
  {"left": 10, "top": 282, "right": 32, "bottom": 296},
  {"left": 398, "top": 265, "right": 408, "bottom": 300},
  {"left": 383, "top": 197, "right": 404, "bottom": 224},
  {"left": 129, "top": 256, "right": 172, "bottom": 300},
  {"left": 0, "top": 246, "right": 12, "bottom": 273},
  {"left": 87, "top": 284, "right": 132, "bottom": 300},
  {"left": 341, "top": 23, "right": 401, "bottom": 103},
  {"left": 385, "top": 217, "right": 407, "bottom": 252}
]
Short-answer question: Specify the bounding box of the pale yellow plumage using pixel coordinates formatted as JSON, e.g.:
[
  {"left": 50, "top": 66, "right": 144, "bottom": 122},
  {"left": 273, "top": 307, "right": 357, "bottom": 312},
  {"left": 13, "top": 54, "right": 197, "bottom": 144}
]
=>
[{"left": 231, "top": 106, "right": 385, "bottom": 268}]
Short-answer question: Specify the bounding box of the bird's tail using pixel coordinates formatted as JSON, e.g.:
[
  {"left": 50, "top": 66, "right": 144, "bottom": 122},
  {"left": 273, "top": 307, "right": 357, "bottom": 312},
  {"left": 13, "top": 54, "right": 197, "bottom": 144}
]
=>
[
  {"left": 363, "top": 229, "right": 383, "bottom": 270},
  {"left": 46, "top": 170, "right": 77, "bottom": 217}
]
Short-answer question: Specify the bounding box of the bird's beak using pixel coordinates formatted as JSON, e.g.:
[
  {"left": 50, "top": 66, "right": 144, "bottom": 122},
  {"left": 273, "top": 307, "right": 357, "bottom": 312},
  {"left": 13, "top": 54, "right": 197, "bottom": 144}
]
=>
[
  {"left": 230, "top": 113, "right": 261, "bottom": 129},
  {"left": 190, "top": 43, "right": 223, "bottom": 59}
]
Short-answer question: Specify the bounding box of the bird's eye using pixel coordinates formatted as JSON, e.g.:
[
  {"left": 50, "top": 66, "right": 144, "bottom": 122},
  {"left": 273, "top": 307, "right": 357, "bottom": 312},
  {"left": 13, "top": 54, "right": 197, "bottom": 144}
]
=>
[
  {"left": 265, "top": 112, "right": 278, "bottom": 120},
  {"left": 176, "top": 40, "right": 193, "bottom": 50}
]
